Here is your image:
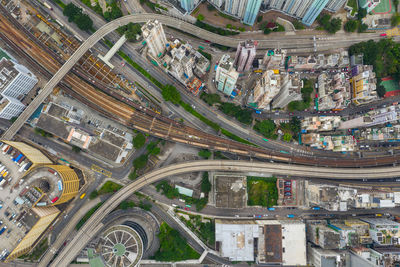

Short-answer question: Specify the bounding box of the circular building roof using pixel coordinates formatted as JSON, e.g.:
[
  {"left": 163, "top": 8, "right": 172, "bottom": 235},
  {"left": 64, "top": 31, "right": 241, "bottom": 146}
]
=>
[{"left": 100, "top": 225, "right": 143, "bottom": 267}]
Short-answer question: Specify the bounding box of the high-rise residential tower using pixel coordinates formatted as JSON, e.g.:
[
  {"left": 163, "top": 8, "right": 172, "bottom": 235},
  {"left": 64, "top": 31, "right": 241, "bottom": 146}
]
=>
[
  {"left": 215, "top": 54, "right": 239, "bottom": 96},
  {"left": 141, "top": 20, "right": 168, "bottom": 58},
  {"left": 301, "top": 0, "right": 330, "bottom": 26},
  {"left": 234, "top": 40, "right": 257, "bottom": 72},
  {"left": 180, "top": 0, "right": 199, "bottom": 12},
  {"left": 242, "top": 0, "right": 263, "bottom": 25},
  {"left": 224, "top": 0, "right": 248, "bottom": 18}
]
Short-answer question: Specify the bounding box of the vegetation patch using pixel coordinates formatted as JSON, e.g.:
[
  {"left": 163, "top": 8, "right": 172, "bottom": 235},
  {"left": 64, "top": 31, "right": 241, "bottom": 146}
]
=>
[
  {"left": 247, "top": 176, "right": 278, "bottom": 207},
  {"left": 349, "top": 38, "right": 400, "bottom": 96},
  {"left": 317, "top": 14, "right": 342, "bottom": 34},
  {"left": 154, "top": 222, "right": 200, "bottom": 261},
  {"left": 195, "top": 20, "right": 240, "bottom": 36},
  {"left": 63, "top": 3, "right": 93, "bottom": 31},
  {"left": 19, "top": 238, "right": 48, "bottom": 261},
  {"left": 288, "top": 79, "right": 314, "bottom": 111},
  {"left": 76, "top": 202, "right": 103, "bottom": 230},
  {"left": 179, "top": 214, "right": 215, "bottom": 247}
]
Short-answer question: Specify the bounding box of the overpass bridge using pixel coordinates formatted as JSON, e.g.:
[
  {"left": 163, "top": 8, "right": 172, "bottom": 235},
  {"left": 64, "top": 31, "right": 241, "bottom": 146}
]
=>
[
  {"left": 45, "top": 160, "right": 400, "bottom": 267},
  {"left": 1, "top": 12, "right": 387, "bottom": 141}
]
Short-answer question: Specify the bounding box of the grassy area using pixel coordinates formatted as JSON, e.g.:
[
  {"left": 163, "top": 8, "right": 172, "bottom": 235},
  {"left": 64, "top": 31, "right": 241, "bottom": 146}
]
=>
[
  {"left": 179, "top": 214, "right": 215, "bottom": 247},
  {"left": 98, "top": 181, "right": 123, "bottom": 194},
  {"left": 19, "top": 238, "right": 48, "bottom": 261},
  {"left": 247, "top": 176, "right": 278, "bottom": 207},
  {"left": 347, "top": 0, "right": 358, "bottom": 15},
  {"left": 76, "top": 202, "right": 103, "bottom": 230},
  {"left": 154, "top": 222, "right": 200, "bottom": 261}
]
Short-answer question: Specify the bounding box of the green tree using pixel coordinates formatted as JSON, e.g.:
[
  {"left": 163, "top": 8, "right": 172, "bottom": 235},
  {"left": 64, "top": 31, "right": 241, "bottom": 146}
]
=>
[
  {"left": 74, "top": 13, "right": 93, "bottom": 31},
  {"left": 263, "top": 27, "right": 271, "bottom": 34},
  {"left": 63, "top": 3, "right": 81, "bottom": 22},
  {"left": 201, "top": 172, "right": 211, "bottom": 194},
  {"left": 154, "top": 223, "right": 200, "bottom": 261},
  {"left": 147, "top": 141, "right": 160, "bottom": 155},
  {"left": 72, "top": 145, "right": 81, "bottom": 153},
  {"left": 133, "top": 133, "right": 146, "bottom": 149},
  {"left": 293, "top": 20, "right": 305, "bottom": 29},
  {"left": 133, "top": 154, "right": 148, "bottom": 170},
  {"left": 392, "top": 13, "right": 400, "bottom": 26},
  {"left": 197, "top": 14, "right": 205, "bottom": 21},
  {"left": 357, "top": 7, "right": 367, "bottom": 20},
  {"left": 162, "top": 84, "right": 181, "bottom": 104},
  {"left": 89, "top": 190, "right": 98, "bottom": 199},
  {"left": 282, "top": 133, "right": 292, "bottom": 142},
  {"left": 253, "top": 120, "right": 276, "bottom": 138},
  {"left": 198, "top": 149, "right": 211, "bottom": 159},
  {"left": 257, "top": 15, "right": 263, "bottom": 23},
  {"left": 9, "top": 117, "right": 18, "bottom": 123},
  {"left": 377, "top": 84, "right": 386, "bottom": 97},
  {"left": 119, "top": 200, "right": 136, "bottom": 210},
  {"left": 344, "top": 19, "right": 358, "bottom": 32},
  {"left": 104, "top": 2, "right": 123, "bottom": 21},
  {"left": 358, "top": 22, "right": 368, "bottom": 32}
]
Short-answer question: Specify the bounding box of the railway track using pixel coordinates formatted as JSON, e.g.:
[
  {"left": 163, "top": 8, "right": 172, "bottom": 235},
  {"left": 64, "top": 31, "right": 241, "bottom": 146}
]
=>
[{"left": 1, "top": 8, "right": 400, "bottom": 168}]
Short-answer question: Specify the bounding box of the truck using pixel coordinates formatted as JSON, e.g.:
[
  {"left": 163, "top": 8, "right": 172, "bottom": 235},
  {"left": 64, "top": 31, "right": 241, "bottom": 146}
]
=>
[
  {"left": 312, "top": 207, "right": 320, "bottom": 210},
  {"left": 0, "top": 226, "right": 6, "bottom": 235},
  {"left": 287, "top": 214, "right": 295, "bottom": 218},
  {"left": 268, "top": 207, "right": 275, "bottom": 211},
  {"left": 24, "top": 162, "right": 33, "bottom": 171}
]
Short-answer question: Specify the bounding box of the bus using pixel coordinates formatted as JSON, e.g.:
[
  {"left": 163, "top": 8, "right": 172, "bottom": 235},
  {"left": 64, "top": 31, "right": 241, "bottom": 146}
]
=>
[
  {"left": 263, "top": 138, "right": 269, "bottom": 142},
  {"left": 280, "top": 150, "right": 289, "bottom": 154},
  {"left": 198, "top": 45, "right": 205, "bottom": 50},
  {"left": 43, "top": 2, "right": 53, "bottom": 10}
]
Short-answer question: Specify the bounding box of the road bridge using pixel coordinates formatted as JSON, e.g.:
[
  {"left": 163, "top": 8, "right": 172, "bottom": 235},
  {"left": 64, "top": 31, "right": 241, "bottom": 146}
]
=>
[
  {"left": 0, "top": 13, "right": 390, "bottom": 141},
  {"left": 46, "top": 160, "right": 400, "bottom": 267}
]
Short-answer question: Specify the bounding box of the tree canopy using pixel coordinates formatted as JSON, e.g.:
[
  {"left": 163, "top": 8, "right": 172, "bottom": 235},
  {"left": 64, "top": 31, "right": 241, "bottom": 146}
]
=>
[
  {"left": 344, "top": 20, "right": 358, "bottom": 32},
  {"left": 63, "top": 3, "right": 93, "bottom": 30},
  {"left": 133, "top": 133, "right": 146, "bottom": 149},
  {"left": 162, "top": 84, "right": 181, "bottom": 104},
  {"left": 317, "top": 14, "right": 342, "bottom": 34},
  {"left": 253, "top": 119, "right": 276, "bottom": 139}
]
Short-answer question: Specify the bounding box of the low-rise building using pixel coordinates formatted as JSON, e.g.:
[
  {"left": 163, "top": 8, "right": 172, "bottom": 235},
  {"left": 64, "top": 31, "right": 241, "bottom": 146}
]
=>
[
  {"left": 350, "top": 65, "right": 378, "bottom": 106},
  {"left": 301, "top": 116, "right": 341, "bottom": 132},
  {"left": 301, "top": 133, "right": 356, "bottom": 152},
  {"left": 318, "top": 72, "right": 351, "bottom": 110},
  {"left": 263, "top": 49, "right": 286, "bottom": 70},
  {"left": 307, "top": 222, "right": 341, "bottom": 249},
  {"left": 308, "top": 243, "right": 348, "bottom": 267},
  {"left": 361, "top": 218, "right": 400, "bottom": 246},
  {"left": 36, "top": 102, "right": 133, "bottom": 163},
  {"left": 215, "top": 220, "right": 259, "bottom": 261},
  {"left": 215, "top": 219, "right": 307, "bottom": 265},
  {"left": 339, "top": 104, "right": 400, "bottom": 129}
]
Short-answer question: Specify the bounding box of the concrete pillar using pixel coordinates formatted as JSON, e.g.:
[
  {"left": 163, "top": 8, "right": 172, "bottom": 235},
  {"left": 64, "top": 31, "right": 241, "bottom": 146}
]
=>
[{"left": 98, "top": 34, "right": 127, "bottom": 69}]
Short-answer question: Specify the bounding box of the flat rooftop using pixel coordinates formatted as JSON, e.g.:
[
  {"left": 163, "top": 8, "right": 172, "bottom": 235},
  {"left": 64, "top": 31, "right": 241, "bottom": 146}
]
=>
[
  {"left": 264, "top": 224, "right": 282, "bottom": 263},
  {"left": 214, "top": 174, "right": 246, "bottom": 209}
]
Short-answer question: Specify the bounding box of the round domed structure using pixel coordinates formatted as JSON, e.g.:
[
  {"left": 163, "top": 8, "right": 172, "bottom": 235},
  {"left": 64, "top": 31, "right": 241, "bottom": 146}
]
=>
[{"left": 100, "top": 225, "right": 143, "bottom": 267}]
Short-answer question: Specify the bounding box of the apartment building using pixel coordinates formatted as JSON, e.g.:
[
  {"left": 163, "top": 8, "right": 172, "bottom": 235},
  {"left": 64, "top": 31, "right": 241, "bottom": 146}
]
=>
[
  {"left": 350, "top": 65, "right": 378, "bottom": 106},
  {"left": 234, "top": 40, "right": 257, "bottom": 72},
  {"left": 141, "top": 20, "right": 168, "bottom": 58},
  {"left": 215, "top": 54, "right": 239, "bottom": 95}
]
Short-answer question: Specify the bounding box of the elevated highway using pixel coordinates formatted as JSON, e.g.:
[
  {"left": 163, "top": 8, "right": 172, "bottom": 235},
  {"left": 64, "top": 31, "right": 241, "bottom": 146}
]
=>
[
  {"left": 0, "top": 13, "right": 390, "bottom": 141},
  {"left": 46, "top": 160, "right": 400, "bottom": 267}
]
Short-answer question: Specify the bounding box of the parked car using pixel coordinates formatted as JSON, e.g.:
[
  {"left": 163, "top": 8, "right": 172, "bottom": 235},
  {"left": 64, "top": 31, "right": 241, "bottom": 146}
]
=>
[{"left": 284, "top": 192, "right": 292, "bottom": 196}]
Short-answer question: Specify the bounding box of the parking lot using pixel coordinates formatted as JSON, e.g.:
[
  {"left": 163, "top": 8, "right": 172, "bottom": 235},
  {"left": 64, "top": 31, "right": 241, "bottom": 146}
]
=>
[{"left": 0, "top": 143, "right": 34, "bottom": 259}]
